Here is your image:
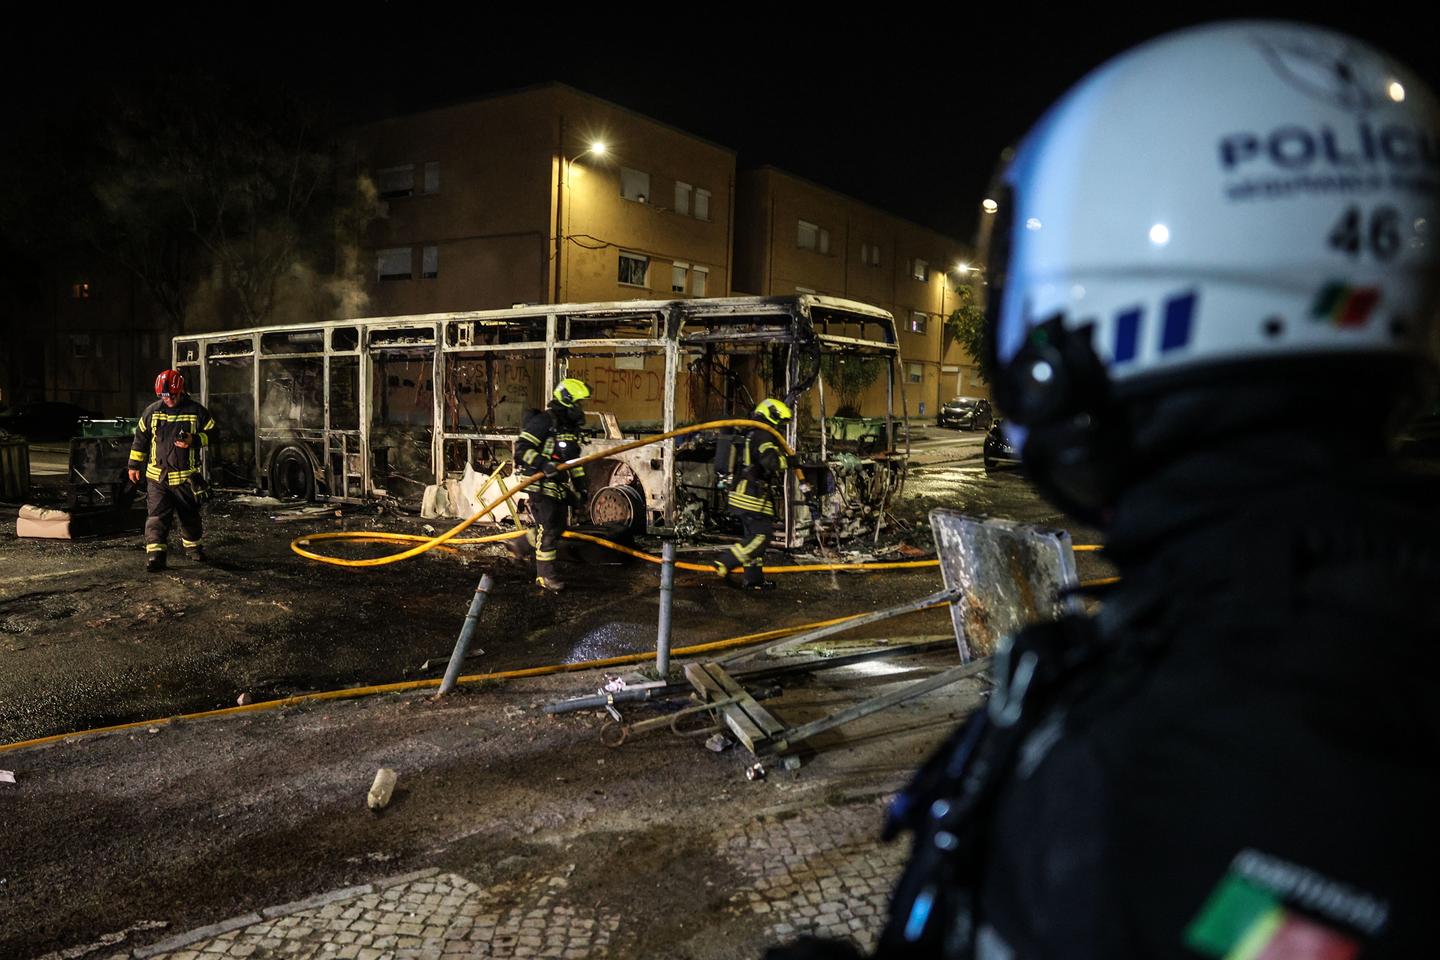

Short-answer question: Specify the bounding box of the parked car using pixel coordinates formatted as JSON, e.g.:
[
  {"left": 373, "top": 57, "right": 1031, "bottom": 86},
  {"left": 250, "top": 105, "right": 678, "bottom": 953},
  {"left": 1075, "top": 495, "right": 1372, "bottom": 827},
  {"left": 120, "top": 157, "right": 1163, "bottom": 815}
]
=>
[
  {"left": 937, "top": 396, "right": 993, "bottom": 430},
  {"left": 0, "top": 401, "right": 100, "bottom": 441},
  {"left": 983, "top": 418, "right": 1023, "bottom": 471}
]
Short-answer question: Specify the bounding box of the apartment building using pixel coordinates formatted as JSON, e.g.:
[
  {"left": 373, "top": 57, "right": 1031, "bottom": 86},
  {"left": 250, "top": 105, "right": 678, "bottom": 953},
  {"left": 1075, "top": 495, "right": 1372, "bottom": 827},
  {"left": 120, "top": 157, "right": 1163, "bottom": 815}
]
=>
[
  {"left": 733, "top": 166, "right": 984, "bottom": 419},
  {"left": 354, "top": 83, "right": 735, "bottom": 316}
]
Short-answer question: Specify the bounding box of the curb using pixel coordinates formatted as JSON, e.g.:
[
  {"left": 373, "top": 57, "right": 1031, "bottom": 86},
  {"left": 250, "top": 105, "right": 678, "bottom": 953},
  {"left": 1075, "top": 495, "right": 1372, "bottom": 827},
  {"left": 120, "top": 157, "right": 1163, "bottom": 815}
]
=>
[{"left": 124, "top": 868, "right": 441, "bottom": 958}]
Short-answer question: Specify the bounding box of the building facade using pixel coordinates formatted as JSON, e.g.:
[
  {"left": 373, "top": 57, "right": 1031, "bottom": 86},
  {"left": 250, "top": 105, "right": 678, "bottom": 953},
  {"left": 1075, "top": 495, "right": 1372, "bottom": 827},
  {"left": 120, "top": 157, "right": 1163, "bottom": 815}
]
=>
[
  {"left": 354, "top": 84, "right": 736, "bottom": 316},
  {"left": 733, "top": 167, "right": 985, "bottom": 419}
]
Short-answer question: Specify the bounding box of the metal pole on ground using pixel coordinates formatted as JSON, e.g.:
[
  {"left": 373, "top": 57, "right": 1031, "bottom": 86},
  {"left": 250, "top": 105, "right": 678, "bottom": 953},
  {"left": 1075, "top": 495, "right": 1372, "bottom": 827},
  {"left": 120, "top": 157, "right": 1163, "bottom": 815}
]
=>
[
  {"left": 437, "top": 573, "right": 494, "bottom": 697},
  {"left": 657, "top": 541, "right": 675, "bottom": 677}
]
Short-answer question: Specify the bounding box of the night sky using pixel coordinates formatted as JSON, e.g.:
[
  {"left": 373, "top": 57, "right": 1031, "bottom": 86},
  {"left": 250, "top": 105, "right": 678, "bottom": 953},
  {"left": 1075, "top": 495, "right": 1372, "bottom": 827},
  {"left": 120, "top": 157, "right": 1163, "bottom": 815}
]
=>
[{"left": 15, "top": 6, "right": 1439, "bottom": 246}]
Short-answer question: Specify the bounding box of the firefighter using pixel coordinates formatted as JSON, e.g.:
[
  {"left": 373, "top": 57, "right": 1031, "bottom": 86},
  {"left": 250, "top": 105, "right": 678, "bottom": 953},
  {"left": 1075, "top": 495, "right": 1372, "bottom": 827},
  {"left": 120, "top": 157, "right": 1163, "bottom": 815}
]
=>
[
  {"left": 768, "top": 19, "right": 1440, "bottom": 960},
  {"left": 713, "top": 398, "right": 794, "bottom": 591},
  {"left": 513, "top": 377, "right": 591, "bottom": 592},
  {"left": 127, "top": 369, "right": 216, "bottom": 573}
]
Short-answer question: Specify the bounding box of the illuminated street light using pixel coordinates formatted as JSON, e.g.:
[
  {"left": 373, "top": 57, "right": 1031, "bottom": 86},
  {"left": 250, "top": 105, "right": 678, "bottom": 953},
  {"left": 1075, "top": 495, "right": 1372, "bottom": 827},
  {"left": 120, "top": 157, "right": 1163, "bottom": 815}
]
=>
[
  {"left": 981, "top": 198, "right": 999, "bottom": 214},
  {"left": 588, "top": 141, "right": 608, "bottom": 157}
]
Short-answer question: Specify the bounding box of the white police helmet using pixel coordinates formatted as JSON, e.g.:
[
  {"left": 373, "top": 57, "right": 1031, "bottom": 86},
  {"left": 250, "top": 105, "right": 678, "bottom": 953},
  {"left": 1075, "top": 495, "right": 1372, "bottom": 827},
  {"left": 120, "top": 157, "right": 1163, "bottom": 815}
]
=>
[{"left": 988, "top": 20, "right": 1440, "bottom": 441}]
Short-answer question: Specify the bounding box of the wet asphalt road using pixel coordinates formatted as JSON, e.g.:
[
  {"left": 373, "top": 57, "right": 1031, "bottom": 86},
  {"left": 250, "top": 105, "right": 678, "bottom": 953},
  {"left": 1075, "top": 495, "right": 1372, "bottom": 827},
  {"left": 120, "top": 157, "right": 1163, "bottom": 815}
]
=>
[{"left": 0, "top": 437, "right": 1103, "bottom": 746}]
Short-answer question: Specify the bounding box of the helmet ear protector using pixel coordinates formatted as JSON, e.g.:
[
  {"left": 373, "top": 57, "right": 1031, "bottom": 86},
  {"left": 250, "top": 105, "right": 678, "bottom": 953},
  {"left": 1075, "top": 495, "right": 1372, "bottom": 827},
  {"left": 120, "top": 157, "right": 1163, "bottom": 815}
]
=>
[{"left": 992, "top": 313, "right": 1111, "bottom": 429}]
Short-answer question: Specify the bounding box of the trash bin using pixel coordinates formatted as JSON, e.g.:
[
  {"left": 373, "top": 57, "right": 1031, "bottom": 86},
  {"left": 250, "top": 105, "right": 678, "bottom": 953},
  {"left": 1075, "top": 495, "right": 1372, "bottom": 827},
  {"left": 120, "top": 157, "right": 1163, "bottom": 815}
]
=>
[
  {"left": 78, "top": 417, "right": 138, "bottom": 438},
  {"left": 825, "top": 416, "right": 890, "bottom": 453},
  {"left": 1, "top": 433, "right": 30, "bottom": 502}
]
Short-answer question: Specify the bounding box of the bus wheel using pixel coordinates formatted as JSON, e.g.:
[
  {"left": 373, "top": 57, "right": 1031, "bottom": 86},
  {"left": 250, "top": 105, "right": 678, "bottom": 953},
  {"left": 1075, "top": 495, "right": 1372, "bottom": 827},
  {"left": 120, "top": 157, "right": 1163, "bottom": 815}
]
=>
[{"left": 270, "top": 446, "right": 316, "bottom": 502}]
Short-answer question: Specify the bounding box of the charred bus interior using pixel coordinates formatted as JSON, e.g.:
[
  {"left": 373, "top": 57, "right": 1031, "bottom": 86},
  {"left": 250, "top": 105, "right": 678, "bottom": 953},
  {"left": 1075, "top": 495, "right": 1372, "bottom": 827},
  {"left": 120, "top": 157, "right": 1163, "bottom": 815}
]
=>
[{"left": 177, "top": 296, "right": 908, "bottom": 548}]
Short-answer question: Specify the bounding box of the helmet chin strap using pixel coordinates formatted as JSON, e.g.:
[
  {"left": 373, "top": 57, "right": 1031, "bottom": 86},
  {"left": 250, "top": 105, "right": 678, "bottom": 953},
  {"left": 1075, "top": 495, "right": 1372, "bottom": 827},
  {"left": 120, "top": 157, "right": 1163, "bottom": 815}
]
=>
[{"left": 1021, "top": 414, "right": 1130, "bottom": 526}]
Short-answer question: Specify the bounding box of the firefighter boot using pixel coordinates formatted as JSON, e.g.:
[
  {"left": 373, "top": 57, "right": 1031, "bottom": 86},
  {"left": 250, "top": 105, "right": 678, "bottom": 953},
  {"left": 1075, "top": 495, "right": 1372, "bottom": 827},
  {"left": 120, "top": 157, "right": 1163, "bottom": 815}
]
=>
[
  {"left": 742, "top": 565, "right": 776, "bottom": 592},
  {"left": 186, "top": 545, "right": 208, "bottom": 563},
  {"left": 535, "top": 558, "right": 566, "bottom": 592},
  {"left": 146, "top": 547, "right": 167, "bottom": 573},
  {"left": 506, "top": 531, "right": 536, "bottom": 564}
]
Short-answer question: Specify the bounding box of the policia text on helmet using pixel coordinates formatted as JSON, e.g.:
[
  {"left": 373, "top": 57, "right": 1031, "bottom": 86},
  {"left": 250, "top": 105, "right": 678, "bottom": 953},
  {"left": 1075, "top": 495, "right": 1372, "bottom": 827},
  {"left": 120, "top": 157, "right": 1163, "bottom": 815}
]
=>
[
  {"left": 512, "top": 377, "right": 593, "bottom": 591},
  {"left": 769, "top": 20, "right": 1440, "bottom": 960}
]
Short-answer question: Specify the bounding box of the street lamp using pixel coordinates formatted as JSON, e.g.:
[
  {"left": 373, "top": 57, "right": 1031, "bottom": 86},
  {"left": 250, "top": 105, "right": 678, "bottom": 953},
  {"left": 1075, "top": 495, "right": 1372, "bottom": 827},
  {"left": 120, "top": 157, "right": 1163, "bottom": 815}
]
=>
[{"left": 554, "top": 139, "right": 607, "bottom": 303}]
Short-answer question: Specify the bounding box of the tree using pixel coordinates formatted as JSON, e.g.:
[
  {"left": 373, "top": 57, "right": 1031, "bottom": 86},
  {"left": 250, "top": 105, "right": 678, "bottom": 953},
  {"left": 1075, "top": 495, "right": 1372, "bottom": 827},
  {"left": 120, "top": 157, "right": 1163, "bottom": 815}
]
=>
[
  {"left": 820, "top": 354, "right": 885, "bottom": 416},
  {"left": 84, "top": 72, "right": 379, "bottom": 330},
  {"left": 944, "top": 281, "right": 991, "bottom": 384}
]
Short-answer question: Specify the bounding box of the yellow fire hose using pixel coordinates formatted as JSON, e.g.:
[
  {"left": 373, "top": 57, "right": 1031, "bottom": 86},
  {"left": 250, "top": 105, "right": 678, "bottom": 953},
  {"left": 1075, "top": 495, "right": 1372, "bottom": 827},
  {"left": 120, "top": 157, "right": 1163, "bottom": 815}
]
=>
[
  {"left": 0, "top": 603, "right": 942, "bottom": 755},
  {"left": 292, "top": 417, "right": 1104, "bottom": 573}
]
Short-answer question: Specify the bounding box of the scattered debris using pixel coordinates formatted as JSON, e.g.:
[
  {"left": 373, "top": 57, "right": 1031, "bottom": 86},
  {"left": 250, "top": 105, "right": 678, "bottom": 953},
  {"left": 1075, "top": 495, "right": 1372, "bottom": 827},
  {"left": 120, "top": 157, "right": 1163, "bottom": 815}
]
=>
[
  {"left": 146, "top": 727, "right": 160, "bottom": 735},
  {"left": 704, "top": 734, "right": 732, "bottom": 753},
  {"left": 269, "top": 506, "right": 337, "bottom": 523},
  {"left": 236, "top": 693, "right": 252, "bottom": 706},
  {"left": 422, "top": 524, "right": 437, "bottom": 536},
  {"left": 230, "top": 495, "right": 285, "bottom": 508},
  {"left": 419, "top": 647, "right": 485, "bottom": 672},
  {"left": 0, "top": 769, "right": 15, "bottom": 785},
  {"left": 895, "top": 543, "right": 930, "bottom": 558},
  {"left": 745, "top": 763, "right": 767, "bottom": 781},
  {"left": 367, "top": 768, "right": 398, "bottom": 811}
]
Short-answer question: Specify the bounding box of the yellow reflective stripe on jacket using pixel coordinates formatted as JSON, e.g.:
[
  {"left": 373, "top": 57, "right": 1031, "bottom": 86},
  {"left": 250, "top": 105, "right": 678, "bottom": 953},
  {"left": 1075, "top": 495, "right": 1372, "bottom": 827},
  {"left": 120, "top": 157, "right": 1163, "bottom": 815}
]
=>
[
  {"left": 145, "top": 411, "right": 204, "bottom": 475},
  {"left": 129, "top": 449, "right": 146, "bottom": 462}
]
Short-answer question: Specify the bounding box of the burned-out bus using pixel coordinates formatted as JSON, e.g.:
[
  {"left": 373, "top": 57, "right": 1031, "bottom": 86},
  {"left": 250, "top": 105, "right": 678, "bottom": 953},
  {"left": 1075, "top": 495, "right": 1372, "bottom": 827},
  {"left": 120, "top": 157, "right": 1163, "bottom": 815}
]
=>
[{"left": 174, "top": 295, "right": 908, "bottom": 547}]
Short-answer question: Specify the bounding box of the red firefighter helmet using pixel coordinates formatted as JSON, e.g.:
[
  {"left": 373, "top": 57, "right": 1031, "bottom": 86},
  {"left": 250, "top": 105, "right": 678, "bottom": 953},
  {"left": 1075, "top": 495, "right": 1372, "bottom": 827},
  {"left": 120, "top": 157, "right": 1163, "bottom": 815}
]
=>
[{"left": 154, "top": 369, "right": 186, "bottom": 397}]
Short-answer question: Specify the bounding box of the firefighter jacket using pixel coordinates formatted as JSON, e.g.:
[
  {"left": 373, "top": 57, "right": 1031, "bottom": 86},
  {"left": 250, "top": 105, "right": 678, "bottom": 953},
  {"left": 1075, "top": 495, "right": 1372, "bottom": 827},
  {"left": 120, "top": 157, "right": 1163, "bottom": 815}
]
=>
[
  {"left": 129, "top": 397, "right": 216, "bottom": 486},
  {"left": 727, "top": 427, "right": 789, "bottom": 517},
  {"left": 515, "top": 405, "right": 588, "bottom": 503}
]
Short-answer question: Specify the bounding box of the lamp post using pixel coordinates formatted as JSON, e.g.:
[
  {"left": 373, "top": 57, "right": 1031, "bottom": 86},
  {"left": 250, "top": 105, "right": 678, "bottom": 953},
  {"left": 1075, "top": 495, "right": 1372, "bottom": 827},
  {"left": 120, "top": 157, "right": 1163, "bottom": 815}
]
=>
[
  {"left": 553, "top": 138, "right": 606, "bottom": 304},
  {"left": 946, "top": 261, "right": 987, "bottom": 399}
]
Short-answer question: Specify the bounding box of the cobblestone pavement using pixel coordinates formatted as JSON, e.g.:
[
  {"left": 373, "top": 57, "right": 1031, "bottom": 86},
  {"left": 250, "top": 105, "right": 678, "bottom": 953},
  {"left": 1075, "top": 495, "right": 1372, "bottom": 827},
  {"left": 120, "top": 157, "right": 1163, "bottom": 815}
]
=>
[{"left": 104, "top": 801, "right": 901, "bottom": 960}]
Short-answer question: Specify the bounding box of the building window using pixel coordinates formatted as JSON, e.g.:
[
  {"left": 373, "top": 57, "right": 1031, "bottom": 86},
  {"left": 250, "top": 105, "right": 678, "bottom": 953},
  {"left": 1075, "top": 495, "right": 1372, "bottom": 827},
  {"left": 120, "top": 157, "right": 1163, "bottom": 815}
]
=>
[
  {"left": 70, "top": 334, "right": 92, "bottom": 359},
  {"left": 422, "top": 245, "right": 439, "bottom": 279},
  {"left": 674, "top": 181, "right": 692, "bottom": 216},
  {"left": 621, "top": 167, "right": 650, "bottom": 203},
  {"left": 798, "top": 220, "right": 818, "bottom": 250},
  {"left": 618, "top": 251, "right": 649, "bottom": 287},
  {"left": 421, "top": 161, "right": 440, "bottom": 195},
  {"left": 800, "top": 220, "right": 831, "bottom": 254},
  {"left": 377, "top": 247, "right": 413, "bottom": 281},
  {"left": 71, "top": 281, "right": 92, "bottom": 299},
  {"left": 910, "top": 311, "right": 928, "bottom": 334},
  {"left": 672, "top": 262, "right": 689, "bottom": 294},
  {"left": 377, "top": 164, "right": 416, "bottom": 200},
  {"left": 911, "top": 258, "right": 929, "bottom": 281},
  {"left": 861, "top": 242, "right": 881, "bottom": 267},
  {"left": 695, "top": 188, "right": 711, "bottom": 221},
  {"left": 692, "top": 265, "right": 709, "bottom": 297},
  {"left": 907, "top": 362, "right": 924, "bottom": 384}
]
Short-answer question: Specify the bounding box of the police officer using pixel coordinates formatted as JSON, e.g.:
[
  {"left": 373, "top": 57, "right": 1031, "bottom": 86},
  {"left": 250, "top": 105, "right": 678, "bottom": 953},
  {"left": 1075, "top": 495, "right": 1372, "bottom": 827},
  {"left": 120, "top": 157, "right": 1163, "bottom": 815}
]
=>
[
  {"left": 713, "top": 398, "right": 794, "bottom": 591},
  {"left": 768, "top": 20, "right": 1440, "bottom": 960},
  {"left": 128, "top": 369, "right": 217, "bottom": 572},
  {"left": 514, "top": 378, "right": 591, "bottom": 592}
]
